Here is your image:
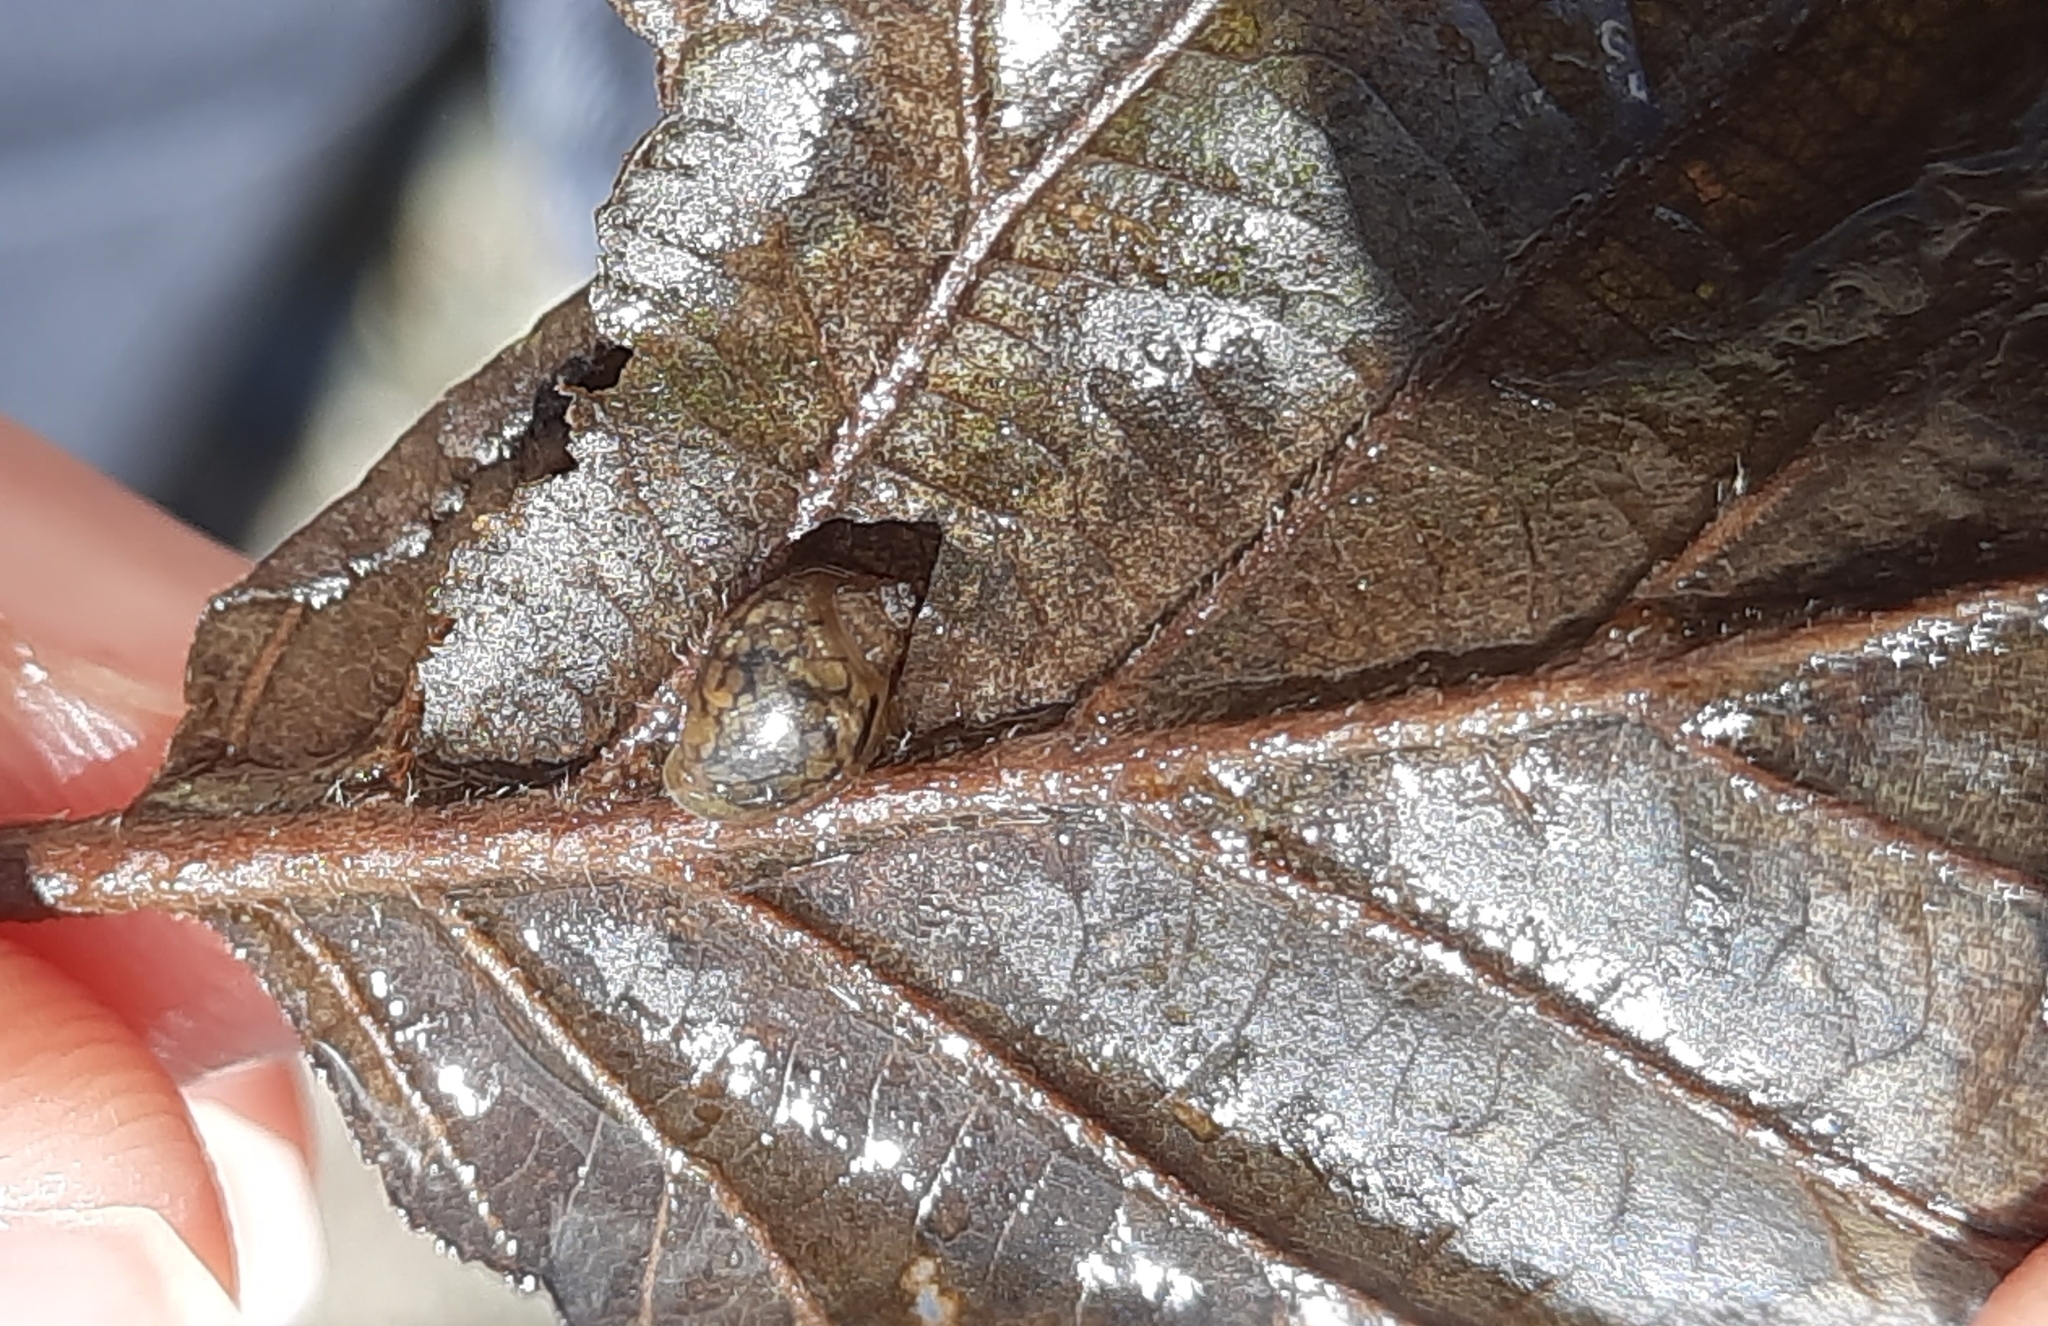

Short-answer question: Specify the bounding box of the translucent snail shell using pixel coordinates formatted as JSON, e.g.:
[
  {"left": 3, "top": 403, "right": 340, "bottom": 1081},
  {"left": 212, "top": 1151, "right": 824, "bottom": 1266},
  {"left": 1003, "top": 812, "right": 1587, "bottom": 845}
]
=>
[{"left": 663, "top": 568, "right": 914, "bottom": 819}]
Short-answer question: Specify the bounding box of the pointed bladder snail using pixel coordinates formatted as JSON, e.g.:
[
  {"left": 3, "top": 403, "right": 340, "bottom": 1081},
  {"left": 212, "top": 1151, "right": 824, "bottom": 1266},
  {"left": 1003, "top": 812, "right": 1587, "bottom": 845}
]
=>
[{"left": 663, "top": 568, "right": 916, "bottom": 819}]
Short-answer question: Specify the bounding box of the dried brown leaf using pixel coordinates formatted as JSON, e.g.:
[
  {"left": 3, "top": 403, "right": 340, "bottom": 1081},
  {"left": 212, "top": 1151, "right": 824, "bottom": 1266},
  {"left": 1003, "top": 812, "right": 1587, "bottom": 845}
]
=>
[{"left": 8, "top": 0, "right": 2048, "bottom": 1322}]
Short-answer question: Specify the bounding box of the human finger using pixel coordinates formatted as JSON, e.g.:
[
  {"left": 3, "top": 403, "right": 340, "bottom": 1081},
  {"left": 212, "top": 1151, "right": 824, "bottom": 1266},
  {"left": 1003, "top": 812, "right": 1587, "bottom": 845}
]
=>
[
  {"left": 1978, "top": 1243, "right": 2048, "bottom": 1325},
  {"left": 0, "top": 416, "right": 317, "bottom": 1323}
]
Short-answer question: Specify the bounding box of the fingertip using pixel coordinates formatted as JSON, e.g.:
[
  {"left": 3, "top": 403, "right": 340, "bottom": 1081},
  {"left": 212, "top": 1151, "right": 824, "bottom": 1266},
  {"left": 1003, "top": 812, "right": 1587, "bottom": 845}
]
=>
[
  {"left": 4, "top": 913, "right": 299, "bottom": 1085},
  {"left": 0, "top": 933, "right": 236, "bottom": 1297},
  {"left": 0, "top": 415, "right": 247, "bottom": 701},
  {"left": 1979, "top": 1242, "right": 2048, "bottom": 1325},
  {"left": 0, "top": 416, "right": 247, "bottom": 826},
  {"left": 0, "top": 1208, "right": 241, "bottom": 1326},
  {"left": 0, "top": 616, "right": 185, "bottom": 822},
  {"left": 187, "top": 1081, "right": 324, "bottom": 1326}
]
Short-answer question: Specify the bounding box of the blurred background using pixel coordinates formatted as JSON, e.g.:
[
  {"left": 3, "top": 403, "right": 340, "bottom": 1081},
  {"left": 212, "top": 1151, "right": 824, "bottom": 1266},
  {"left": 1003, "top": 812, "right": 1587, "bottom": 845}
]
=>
[
  {"left": 0, "top": 0, "right": 655, "bottom": 553},
  {"left": 0, "top": 0, "right": 661, "bottom": 1319}
]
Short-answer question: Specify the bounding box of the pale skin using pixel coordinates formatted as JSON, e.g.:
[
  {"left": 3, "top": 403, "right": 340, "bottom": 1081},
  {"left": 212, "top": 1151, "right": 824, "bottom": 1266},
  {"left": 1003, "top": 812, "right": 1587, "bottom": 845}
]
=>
[
  {"left": 0, "top": 417, "right": 320, "bottom": 1324},
  {"left": 0, "top": 413, "right": 2042, "bottom": 1323}
]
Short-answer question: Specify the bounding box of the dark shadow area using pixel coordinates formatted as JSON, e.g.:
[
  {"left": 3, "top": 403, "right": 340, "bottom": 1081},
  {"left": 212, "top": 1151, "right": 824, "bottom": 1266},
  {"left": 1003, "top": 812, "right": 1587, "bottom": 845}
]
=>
[
  {"left": 776, "top": 517, "right": 942, "bottom": 596},
  {"left": 0, "top": 842, "right": 53, "bottom": 923}
]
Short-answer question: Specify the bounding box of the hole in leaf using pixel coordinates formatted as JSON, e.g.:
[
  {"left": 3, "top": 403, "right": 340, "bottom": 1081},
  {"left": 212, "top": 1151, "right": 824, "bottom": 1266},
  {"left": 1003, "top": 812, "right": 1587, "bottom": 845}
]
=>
[
  {"left": 516, "top": 342, "right": 633, "bottom": 483},
  {"left": 772, "top": 518, "right": 942, "bottom": 599}
]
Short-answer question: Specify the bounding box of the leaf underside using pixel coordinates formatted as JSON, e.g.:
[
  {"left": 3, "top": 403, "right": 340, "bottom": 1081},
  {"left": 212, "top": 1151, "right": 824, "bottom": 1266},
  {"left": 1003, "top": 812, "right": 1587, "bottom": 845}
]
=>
[{"left": 15, "top": 0, "right": 2048, "bottom": 1322}]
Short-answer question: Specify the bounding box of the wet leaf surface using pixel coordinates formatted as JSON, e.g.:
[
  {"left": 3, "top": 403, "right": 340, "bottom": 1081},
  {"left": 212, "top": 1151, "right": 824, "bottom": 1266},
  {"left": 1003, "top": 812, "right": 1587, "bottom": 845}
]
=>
[{"left": 9, "top": 0, "right": 2048, "bottom": 1321}]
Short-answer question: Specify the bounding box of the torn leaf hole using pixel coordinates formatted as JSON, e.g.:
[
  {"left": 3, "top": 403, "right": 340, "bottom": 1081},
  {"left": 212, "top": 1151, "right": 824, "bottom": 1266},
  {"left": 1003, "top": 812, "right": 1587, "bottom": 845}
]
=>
[
  {"left": 771, "top": 518, "right": 942, "bottom": 599},
  {"left": 515, "top": 341, "right": 633, "bottom": 483}
]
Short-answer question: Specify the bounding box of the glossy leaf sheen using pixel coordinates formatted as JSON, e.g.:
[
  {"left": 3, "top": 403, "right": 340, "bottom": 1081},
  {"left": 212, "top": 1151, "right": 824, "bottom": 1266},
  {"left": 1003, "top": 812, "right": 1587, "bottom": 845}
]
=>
[{"left": 12, "top": 0, "right": 2048, "bottom": 1322}]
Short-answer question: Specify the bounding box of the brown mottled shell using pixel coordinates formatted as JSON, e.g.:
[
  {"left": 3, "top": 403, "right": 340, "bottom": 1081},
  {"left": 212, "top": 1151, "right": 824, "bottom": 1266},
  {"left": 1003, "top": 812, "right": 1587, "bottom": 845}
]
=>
[{"left": 662, "top": 569, "right": 912, "bottom": 820}]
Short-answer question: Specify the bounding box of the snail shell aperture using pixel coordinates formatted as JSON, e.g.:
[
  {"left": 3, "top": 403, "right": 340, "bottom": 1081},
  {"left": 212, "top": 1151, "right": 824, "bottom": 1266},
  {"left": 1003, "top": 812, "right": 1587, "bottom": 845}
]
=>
[{"left": 663, "top": 568, "right": 915, "bottom": 819}]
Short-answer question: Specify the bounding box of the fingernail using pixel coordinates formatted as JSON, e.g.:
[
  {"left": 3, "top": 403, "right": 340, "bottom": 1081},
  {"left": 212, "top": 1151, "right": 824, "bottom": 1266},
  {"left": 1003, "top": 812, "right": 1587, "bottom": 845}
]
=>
[
  {"left": 0, "top": 1207, "right": 240, "bottom": 1326},
  {"left": 0, "top": 618, "right": 182, "bottom": 821},
  {"left": 188, "top": 1093, "right": 325, "bottom": 1326}
]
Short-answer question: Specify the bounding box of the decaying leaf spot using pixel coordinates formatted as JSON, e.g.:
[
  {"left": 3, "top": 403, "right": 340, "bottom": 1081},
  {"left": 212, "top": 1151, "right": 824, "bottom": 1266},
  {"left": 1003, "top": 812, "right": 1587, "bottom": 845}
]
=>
[{"left": 663, "top": 568, "right": 915, "bottom": 819}]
